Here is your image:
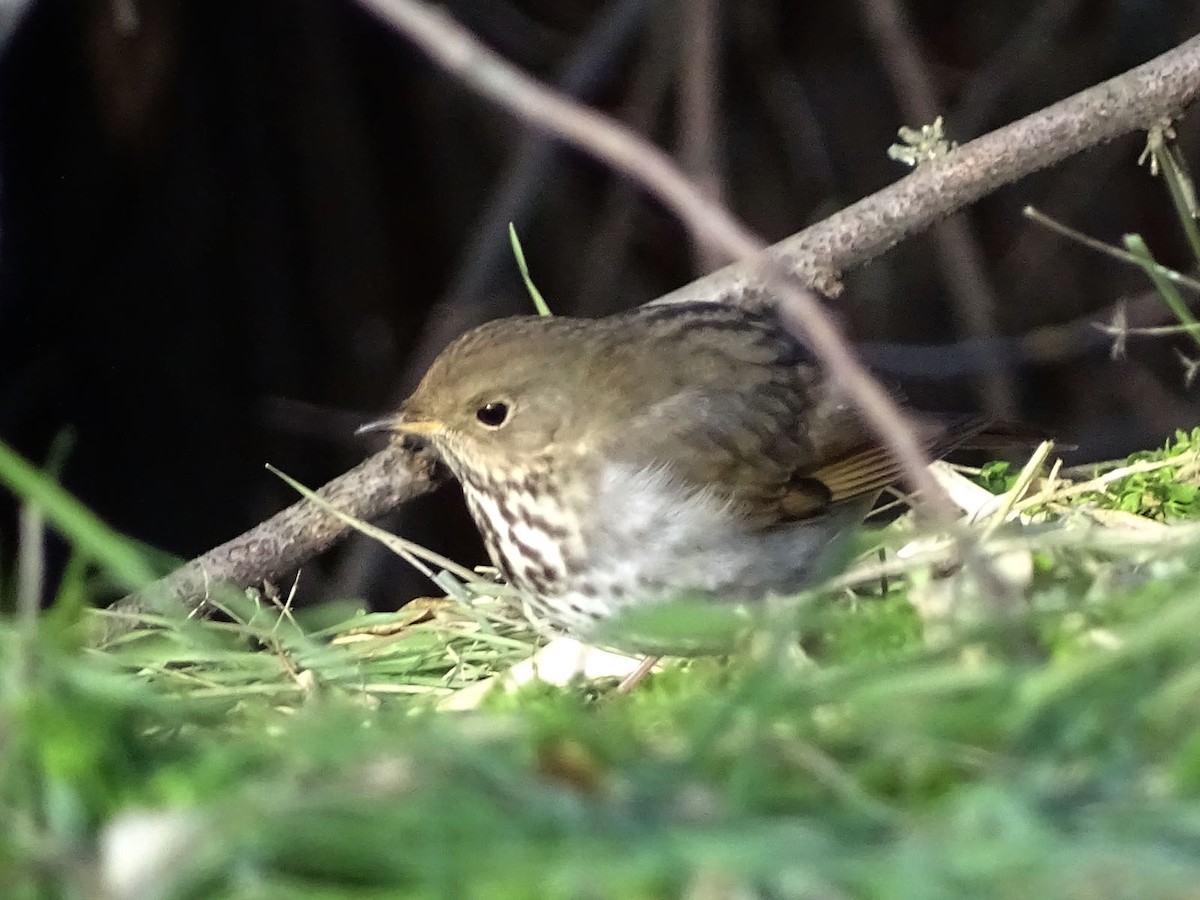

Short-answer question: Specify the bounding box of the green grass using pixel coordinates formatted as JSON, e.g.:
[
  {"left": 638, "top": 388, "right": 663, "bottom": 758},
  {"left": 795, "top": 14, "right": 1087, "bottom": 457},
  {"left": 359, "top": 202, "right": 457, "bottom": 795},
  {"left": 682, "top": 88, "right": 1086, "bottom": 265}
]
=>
[{"left": 4, "top": 434, "right": 1200, "bottom": 898}]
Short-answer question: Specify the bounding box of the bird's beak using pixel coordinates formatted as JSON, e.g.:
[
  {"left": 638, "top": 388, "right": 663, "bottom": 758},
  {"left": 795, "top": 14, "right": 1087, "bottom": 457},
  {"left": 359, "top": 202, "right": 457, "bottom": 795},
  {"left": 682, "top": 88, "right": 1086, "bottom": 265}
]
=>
[{"left": 355, "top": 409, "right": 443, "bottom": 437}]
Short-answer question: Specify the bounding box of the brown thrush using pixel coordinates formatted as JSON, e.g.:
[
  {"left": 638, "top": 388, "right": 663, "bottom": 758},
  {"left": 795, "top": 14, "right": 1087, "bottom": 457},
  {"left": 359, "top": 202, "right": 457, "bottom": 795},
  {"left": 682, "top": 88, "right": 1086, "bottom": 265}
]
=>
[{"left": 364, "top": 302, "right": 990, "bottom": 648}]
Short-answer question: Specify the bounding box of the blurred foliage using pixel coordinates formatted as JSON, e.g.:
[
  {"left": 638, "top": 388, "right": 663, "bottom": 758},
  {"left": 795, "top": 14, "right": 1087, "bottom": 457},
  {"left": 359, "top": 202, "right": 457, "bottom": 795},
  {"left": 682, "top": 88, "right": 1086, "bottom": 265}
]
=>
[{"left": 3, "top": 438, "right": 1200, "bottom": 898}]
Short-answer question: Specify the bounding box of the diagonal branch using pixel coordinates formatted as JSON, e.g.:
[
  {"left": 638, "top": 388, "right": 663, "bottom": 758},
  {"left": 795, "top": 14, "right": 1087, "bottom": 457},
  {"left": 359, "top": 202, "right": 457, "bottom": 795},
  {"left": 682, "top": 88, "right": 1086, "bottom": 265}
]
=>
[{"left": 656, "top": 32, "right": 1200, "bottom": 303}]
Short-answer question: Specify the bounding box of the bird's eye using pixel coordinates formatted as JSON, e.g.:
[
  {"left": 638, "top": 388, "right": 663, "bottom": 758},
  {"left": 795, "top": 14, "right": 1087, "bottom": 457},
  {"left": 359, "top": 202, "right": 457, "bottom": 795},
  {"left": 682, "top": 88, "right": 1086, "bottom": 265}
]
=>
[{"left": 475, "top": 401, "right": 510, "bottom": 428}]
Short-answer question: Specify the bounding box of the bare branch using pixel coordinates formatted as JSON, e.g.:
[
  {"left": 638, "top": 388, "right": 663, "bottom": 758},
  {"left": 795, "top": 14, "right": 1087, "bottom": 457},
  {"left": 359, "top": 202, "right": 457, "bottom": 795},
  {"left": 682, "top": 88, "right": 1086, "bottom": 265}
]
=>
[{"left": 678, "top": 0, "right": 725, "bottom": 272}]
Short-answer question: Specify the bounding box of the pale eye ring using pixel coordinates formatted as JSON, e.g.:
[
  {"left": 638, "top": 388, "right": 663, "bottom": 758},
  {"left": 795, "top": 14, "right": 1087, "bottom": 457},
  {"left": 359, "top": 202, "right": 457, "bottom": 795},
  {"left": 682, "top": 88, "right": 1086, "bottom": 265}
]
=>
[{"left": 475, "top": 401, "right": 510, "bottom": 428}]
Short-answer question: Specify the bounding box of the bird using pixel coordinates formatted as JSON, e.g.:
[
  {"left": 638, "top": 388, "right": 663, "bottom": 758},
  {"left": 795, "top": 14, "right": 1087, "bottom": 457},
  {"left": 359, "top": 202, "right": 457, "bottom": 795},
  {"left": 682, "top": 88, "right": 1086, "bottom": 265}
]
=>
[{"left": 361, "top": 301, "right": 996, "bottom": 651}]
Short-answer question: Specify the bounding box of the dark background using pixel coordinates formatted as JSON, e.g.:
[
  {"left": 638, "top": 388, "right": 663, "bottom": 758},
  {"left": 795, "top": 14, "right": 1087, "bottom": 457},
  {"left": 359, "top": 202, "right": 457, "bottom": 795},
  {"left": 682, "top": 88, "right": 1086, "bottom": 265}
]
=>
[{"left": 1, "top": 0, "right": 1198, "bottom": 609}]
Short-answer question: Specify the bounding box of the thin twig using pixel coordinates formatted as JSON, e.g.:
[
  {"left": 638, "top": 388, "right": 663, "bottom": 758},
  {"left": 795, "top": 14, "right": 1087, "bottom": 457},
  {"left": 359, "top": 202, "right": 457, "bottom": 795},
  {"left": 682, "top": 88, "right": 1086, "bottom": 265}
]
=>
[
  {"left": 678, "top": 0, "right": 725, "bottom": 272},
  {"left": 17, "top": 501, "right": 44, "bottom": 628},
  {"left": 1025, "top": 206, "right": 1200, "bottom": 292},
  {"left": 357, "top": 0, "right": 757, "bottom": 260}
]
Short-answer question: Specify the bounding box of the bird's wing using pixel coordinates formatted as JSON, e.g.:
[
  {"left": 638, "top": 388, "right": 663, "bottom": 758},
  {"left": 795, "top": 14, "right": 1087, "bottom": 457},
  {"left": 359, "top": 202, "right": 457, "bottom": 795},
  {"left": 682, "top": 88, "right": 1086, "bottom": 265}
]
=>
[
  {"left": 587, "top": 302, "right": 999, "bottom": 527},
  {"left": 606, "top": 383, "right": 989, "bottom": 527}
]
